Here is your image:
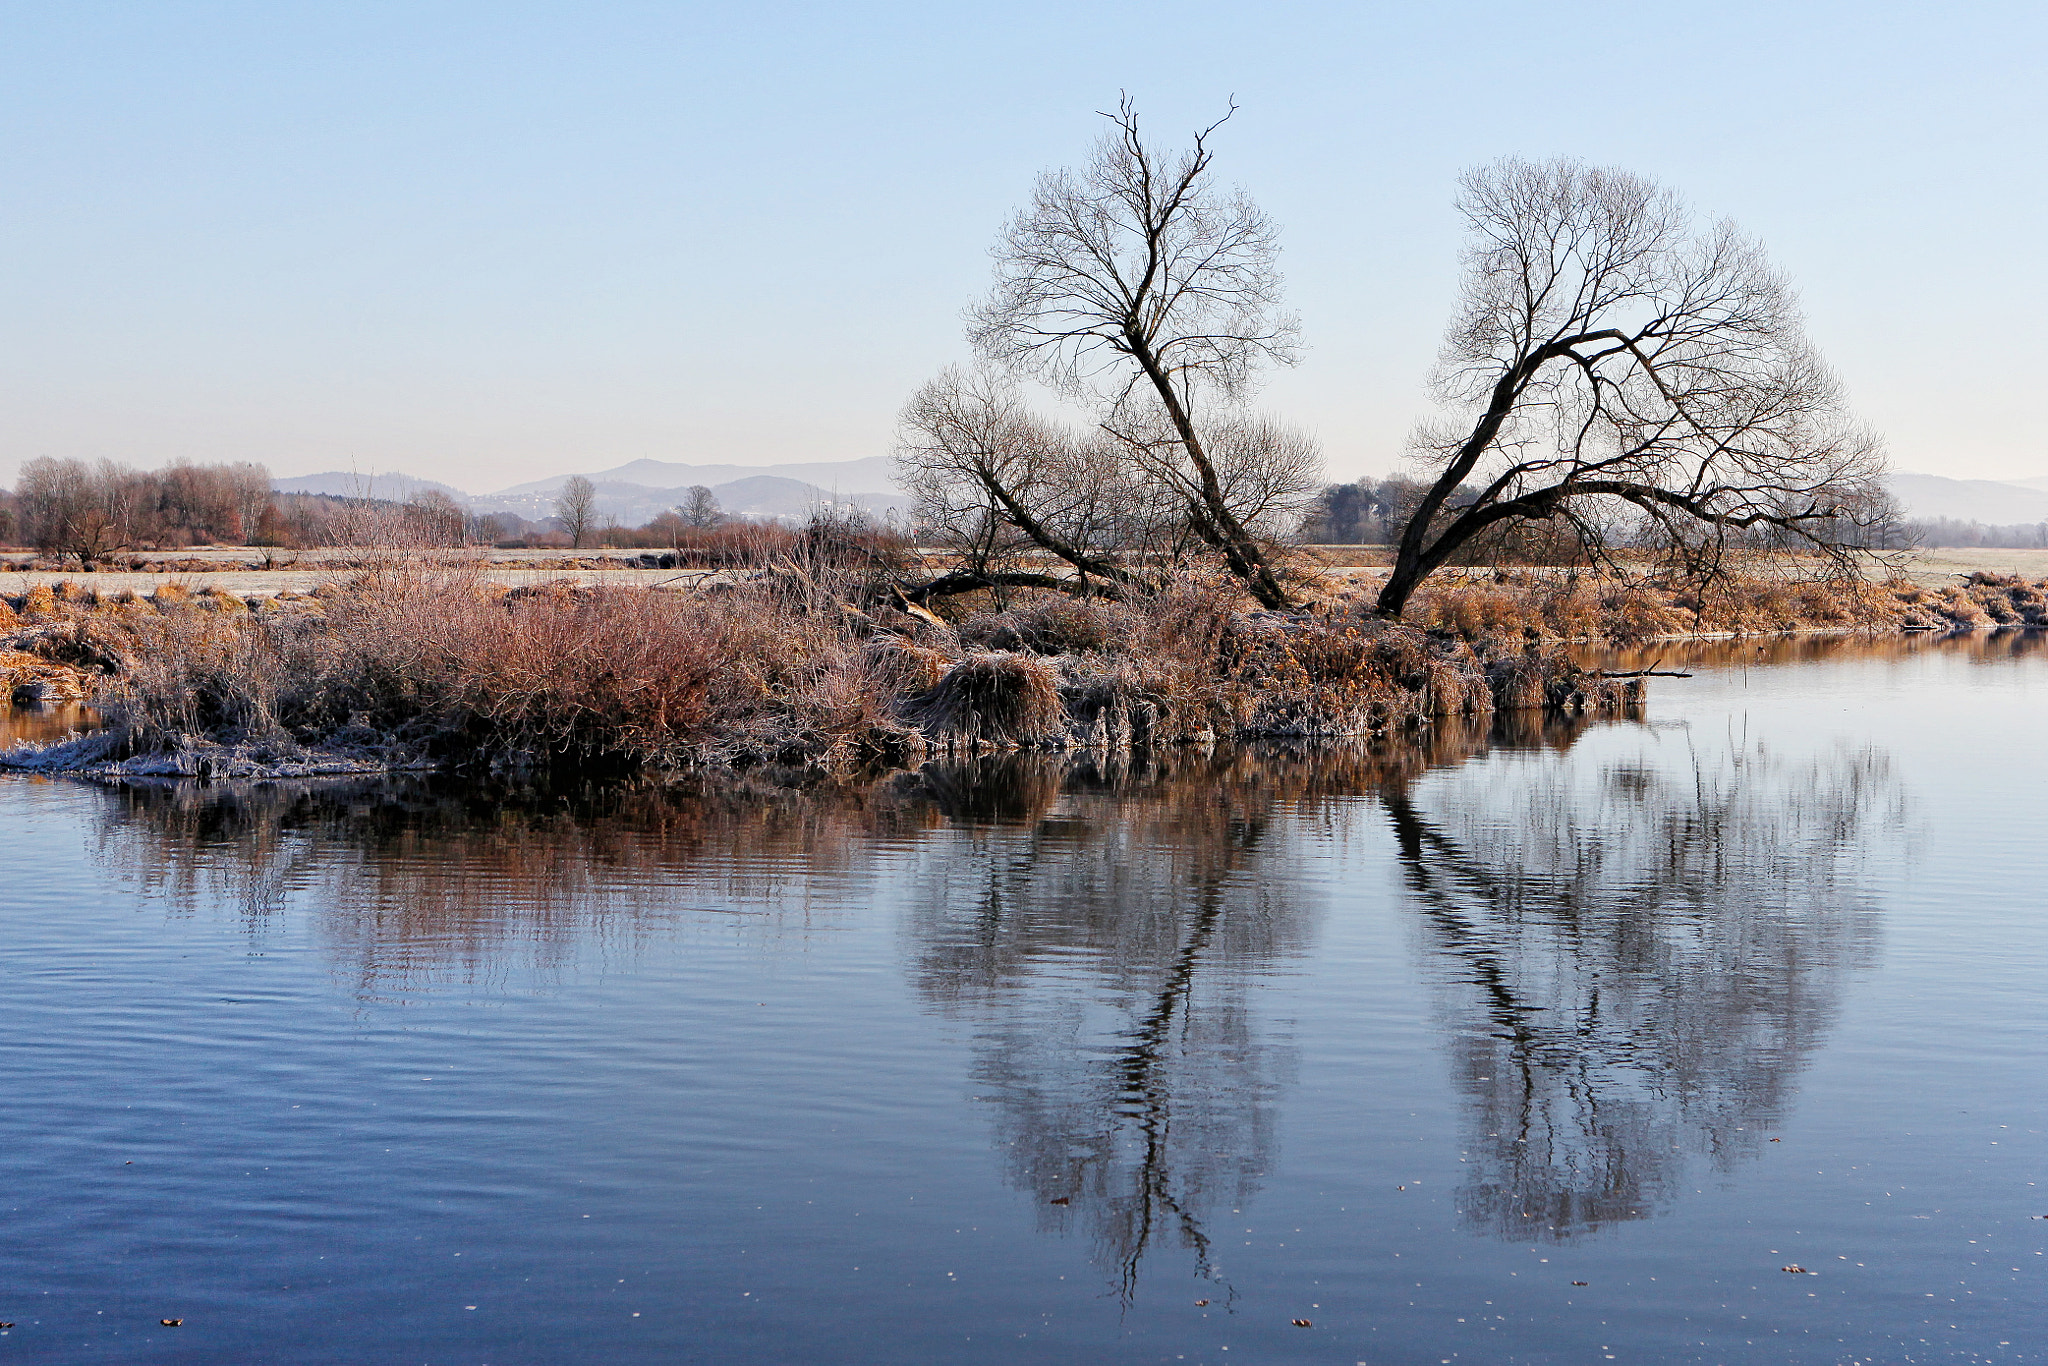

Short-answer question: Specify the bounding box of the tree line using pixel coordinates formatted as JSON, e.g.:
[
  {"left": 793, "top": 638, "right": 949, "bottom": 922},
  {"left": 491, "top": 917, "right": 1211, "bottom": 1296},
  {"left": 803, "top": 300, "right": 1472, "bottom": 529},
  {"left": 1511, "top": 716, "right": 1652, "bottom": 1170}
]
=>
[{"left": 0, "top": 457, "right": 759, "bottom": 562}]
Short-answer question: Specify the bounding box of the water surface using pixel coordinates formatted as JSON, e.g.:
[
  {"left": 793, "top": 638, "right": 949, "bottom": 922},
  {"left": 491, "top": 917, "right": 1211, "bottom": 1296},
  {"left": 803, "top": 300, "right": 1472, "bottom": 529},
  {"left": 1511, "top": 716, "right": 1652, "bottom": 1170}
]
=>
[{"left": 2, "top": 633, "right": 2043, "bottom": 1363}]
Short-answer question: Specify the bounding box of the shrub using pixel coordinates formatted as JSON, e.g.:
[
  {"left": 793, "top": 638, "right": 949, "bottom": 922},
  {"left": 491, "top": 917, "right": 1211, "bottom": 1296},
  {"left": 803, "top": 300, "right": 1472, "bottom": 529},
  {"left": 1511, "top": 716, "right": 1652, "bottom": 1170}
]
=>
[
  {"left": 905, "top": 653, "right": 1067, "bottom": 749},
  {"left": 959, "top": 593, "right": 1135, "bottom": 654}
]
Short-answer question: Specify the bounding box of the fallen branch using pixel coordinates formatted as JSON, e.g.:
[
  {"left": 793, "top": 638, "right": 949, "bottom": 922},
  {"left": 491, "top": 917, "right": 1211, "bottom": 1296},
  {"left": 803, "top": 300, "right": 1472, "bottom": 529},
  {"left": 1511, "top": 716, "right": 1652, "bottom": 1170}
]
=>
[{"left": 893, "top": 570, "right": 1132, "bottom": 604}]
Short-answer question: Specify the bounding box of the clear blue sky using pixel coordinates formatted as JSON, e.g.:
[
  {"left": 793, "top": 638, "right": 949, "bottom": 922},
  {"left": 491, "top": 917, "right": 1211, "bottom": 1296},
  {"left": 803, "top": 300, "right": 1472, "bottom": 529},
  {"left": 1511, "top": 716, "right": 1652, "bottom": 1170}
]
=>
[{"left": 2, "top": 0, "right": 2043, "bottom": 492}]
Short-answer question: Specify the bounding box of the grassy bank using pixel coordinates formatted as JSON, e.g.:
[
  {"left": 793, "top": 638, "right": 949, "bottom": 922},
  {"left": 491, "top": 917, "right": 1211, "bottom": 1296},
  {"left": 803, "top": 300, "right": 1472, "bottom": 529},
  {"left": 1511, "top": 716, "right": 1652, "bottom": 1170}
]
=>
[
  {"left": 1376, "top": 569, "right": 2048, "bottom": 643},
  {"left": 0, "top": 563, "right": 1636, "bottom": 779}
]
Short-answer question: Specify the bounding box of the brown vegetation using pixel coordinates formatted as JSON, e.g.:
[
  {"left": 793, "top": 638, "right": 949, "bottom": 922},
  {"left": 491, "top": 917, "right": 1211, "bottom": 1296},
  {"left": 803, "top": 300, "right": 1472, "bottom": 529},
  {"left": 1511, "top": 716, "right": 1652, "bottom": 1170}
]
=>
[
  {"left": 0, "top": 539, "right": 1638, "bottom": 778},
  {"left": 1352, "top": 568, "right": 2048, "bottom": 644}
]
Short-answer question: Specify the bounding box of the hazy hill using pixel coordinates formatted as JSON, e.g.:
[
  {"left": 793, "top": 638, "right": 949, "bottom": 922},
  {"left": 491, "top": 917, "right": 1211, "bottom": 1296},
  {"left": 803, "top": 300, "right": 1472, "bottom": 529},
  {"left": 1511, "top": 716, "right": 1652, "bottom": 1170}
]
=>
[
  {"left": 460, "top": 456, "right": 908, "bottom": 524},
  {"left": 488, "top": 457, "right": 900, "bottom": 500},
  {"left": 271, "top": 457, "right": 910, "bottom": 526},
  {"left": 1887, "top": 472, "right": 2048, "bottom": 525},
  {"left": 272, "top": 471, "right": 471, "bottom": 502}
]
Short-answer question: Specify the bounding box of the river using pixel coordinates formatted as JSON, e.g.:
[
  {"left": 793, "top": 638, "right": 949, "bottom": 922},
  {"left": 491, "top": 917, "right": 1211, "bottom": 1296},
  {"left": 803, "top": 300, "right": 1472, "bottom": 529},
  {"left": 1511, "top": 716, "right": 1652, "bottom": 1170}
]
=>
[{"left": 2, "top": 632, "right": 2043, "bottom": 1363}]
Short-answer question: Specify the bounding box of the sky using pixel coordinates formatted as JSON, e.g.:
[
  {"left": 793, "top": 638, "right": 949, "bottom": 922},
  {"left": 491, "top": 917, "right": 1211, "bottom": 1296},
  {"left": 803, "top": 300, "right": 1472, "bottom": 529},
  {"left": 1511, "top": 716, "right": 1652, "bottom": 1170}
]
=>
[{"left": 2, "top": 0, "right": 2044, "bottom": 494}]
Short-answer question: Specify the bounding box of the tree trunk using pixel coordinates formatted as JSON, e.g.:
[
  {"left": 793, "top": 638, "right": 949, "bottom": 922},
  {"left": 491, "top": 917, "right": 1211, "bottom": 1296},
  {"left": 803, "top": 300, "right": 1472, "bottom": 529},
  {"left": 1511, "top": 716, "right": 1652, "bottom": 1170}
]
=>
[{"left": 1126, "top": 334, "right": 1292, "bottom": 609}]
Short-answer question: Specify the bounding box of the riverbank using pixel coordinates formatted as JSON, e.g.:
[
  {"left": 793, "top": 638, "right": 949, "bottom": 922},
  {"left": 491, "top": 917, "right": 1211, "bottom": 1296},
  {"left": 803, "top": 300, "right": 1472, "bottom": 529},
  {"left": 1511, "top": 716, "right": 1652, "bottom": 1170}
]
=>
[
  {"left": 1393, "top": 568, "right": 2048, "bottom": 642},
  {"left": 0, "top": 567, "right": 1637, "bottom": 780},
  {"left": 8, "top": 563, "right": 2040, "bottom": 781}
]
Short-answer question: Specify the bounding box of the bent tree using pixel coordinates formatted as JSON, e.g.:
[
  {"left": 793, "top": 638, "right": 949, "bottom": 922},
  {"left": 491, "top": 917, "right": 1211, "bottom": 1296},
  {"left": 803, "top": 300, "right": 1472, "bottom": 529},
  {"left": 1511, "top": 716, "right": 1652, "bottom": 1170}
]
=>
[
  {"left": 949, "top": 97, "right": 1314, "bottom": 608},
  {"left": 1377, "top": 157, "right": 1893, "bottom": 620},
  {"left": 896, "top": 366, "right": 1152, "bottom": 601}
]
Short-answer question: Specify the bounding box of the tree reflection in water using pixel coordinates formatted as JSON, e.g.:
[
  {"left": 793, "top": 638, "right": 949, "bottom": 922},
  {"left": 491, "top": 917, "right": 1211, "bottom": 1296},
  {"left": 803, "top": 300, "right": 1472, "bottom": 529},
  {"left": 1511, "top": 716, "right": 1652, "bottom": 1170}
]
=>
[
  {"left": 87, "top": 776, "right": 944, "bottom": 997},
  {"left": 82, "top": 688, "right": 1908, "bottom": 1289},
  {"left": 1391, "top": 715, "right": 1904, "bottom": 1242},
  {"left": 900, "top": 735, "right": 1502, "bottom": 1302}
]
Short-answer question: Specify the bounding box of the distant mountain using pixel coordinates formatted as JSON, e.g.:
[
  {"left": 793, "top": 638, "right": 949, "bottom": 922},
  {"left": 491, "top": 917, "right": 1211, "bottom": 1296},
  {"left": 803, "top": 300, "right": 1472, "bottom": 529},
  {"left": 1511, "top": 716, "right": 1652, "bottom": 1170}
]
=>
[
  {"left": 2009, "top": 473, "right": 2048, "bottom": 494},
  {"left": 1887, "top": 472, "right": 2048, "bottom": 525},
  {"left": 458, "top": 456, "right": 908, "bottom": 525},
  {"left": 706, "top": 474, "right": 900, "bottom": 519},
  {"left": 273, "top": 471, "right": 471, "bottom": 502},
  {"left": 488, "top": 457, "right": 900, "bottom": 500},
  {"left": 274, "top": 457, "right": 914, "bottom": 525},
  {"left": 468, "top": 474, "right": 907, "bottom": 526}
]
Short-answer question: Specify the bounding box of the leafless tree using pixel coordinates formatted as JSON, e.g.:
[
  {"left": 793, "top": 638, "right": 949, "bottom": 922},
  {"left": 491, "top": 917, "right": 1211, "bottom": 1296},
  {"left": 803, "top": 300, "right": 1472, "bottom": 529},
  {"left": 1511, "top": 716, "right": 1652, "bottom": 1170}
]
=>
[
  {"left": 406, "top": 489, "right": 469, "bottom": 547},
  {"left": 554, "top": 475, "right": 598, "bottom": 548},
  {"left": 895, "top": 366, "right": 1161, "bottom": 599},
  {"left": 1377, "top": 158, "right": 1894, "bottom": 619},
  {"left": 465, "top": 509, "right": 508, "bottom": 546},
  {"left": 968, "top": 97, "right": 1308, "bottom": 608},
  {"left": 16, "top": 457, "right": 129, "bottom": 565},
  {"left": 679, "top": 485, "right": 723, "bottom": 528}
]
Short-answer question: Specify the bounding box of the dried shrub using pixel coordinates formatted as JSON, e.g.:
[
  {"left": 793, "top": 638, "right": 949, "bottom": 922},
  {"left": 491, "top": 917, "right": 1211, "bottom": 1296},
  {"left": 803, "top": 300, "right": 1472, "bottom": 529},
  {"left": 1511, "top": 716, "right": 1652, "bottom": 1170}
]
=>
[
  {"left": 26, "top": 619, "right": 132, "bottom": 675},
  {"left": 861, "top": 637, "right": 954, "bottom": 700},
  {"left": 905, "top": 652, "right": 1066, "bottom": 749},
  {"left": 959, "top": 594, "right": 1134, "bottom": 654}
]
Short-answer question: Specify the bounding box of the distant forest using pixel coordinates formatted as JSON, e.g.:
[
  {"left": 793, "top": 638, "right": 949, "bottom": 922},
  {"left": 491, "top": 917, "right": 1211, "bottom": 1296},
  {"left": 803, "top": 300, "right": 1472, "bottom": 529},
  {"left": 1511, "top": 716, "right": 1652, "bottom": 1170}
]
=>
[
  {"left": 0, "top": 457, "right": 640, "bottom": 561},
  {"left": 1, "top": 457, "right": 2042, "bottom": 562}
]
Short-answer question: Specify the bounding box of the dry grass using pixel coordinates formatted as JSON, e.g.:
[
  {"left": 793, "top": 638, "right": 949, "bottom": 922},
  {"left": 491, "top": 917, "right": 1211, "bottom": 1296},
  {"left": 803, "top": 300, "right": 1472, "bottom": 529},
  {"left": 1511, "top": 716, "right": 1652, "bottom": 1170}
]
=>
[
  {"left": 1314, "top": 567, "right": 2048, "bottom": 644},
  {"left": 904, "top": 653, "right": 1068, "bottom": 750},
  {"left": 2, "top": 554, "right": 1652, "bottom": 777}
]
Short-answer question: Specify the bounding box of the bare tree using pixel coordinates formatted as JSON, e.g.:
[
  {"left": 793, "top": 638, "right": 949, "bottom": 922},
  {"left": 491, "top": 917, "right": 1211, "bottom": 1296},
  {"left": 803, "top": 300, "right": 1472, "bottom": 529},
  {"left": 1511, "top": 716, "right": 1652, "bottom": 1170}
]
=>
[
  {"left": 895, "top": 366, "right": 1157, "bottom": 599},
  {"left": 16, "top": 457, "right": 129, "bottom": 566},
  {"left": 968, "top": 97, "right": 1309, "bottom": 608},
  {"left": 554, "top": 475, "right": 598, "bottom": 548},
  {"left": 464, "top": 509, "right": 507, "bottom": 546},
  {"left": 1377, "top": 158, "right": 1893, "bottom": 619},
  {"left": 406, "top": 489, "right": 468, "bottom": 547},
  {"left": 679, "top": 485, "right": 724, "bottom": 528}
]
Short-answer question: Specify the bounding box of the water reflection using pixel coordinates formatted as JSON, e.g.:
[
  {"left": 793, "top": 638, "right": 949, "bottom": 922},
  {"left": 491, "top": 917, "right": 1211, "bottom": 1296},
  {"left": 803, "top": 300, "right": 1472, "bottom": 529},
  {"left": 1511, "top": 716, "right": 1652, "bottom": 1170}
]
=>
[
  {"left": 898, "top": 726, "right": 1589, "bottom": 1299},
  {"left": 1392, "top": 733, "right": 1903, "bottom": 1241},
  {"left": 77, "top": 690, "right": 1907, "bottom": 1285},
  {"left": 0, "top": 701, "right": 96, "bottom": 748},
  {"left": 89, "top": 776, "right": 938, "bottom": 995},
  {"left": 904, "top": 750, "right": 1318, "bottom": 1302}
]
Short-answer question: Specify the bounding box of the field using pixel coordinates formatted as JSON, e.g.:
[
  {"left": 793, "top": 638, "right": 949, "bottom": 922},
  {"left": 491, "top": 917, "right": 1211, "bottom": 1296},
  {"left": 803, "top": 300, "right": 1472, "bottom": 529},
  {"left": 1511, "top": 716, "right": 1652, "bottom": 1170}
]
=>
[{"left": 5, "top": 545, "right": 2047, "bottom": 599}]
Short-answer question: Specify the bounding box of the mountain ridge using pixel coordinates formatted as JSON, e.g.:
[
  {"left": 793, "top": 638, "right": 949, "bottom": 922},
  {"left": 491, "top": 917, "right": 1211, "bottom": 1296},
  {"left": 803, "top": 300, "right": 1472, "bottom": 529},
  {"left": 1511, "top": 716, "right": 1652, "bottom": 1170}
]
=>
[{"left": 1887, "top": 472, "right": 2048, "bottom": 525}]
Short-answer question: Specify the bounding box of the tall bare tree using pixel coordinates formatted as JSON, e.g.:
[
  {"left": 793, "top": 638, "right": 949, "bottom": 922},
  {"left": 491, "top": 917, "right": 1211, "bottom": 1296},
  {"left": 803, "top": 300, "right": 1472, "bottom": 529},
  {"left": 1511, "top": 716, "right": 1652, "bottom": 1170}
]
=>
[
  {"left": 969, "top": 97, "right": 1309, "bottom": 608},
  {"left": 554, "top": 474, "right": 598, "bottom": 548},
  {"left": 1377, "top": 158, "right": 1893, "bottom": 619},
  {"left": 679, "top": 485, "right": 723, "bottom": 528}
]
